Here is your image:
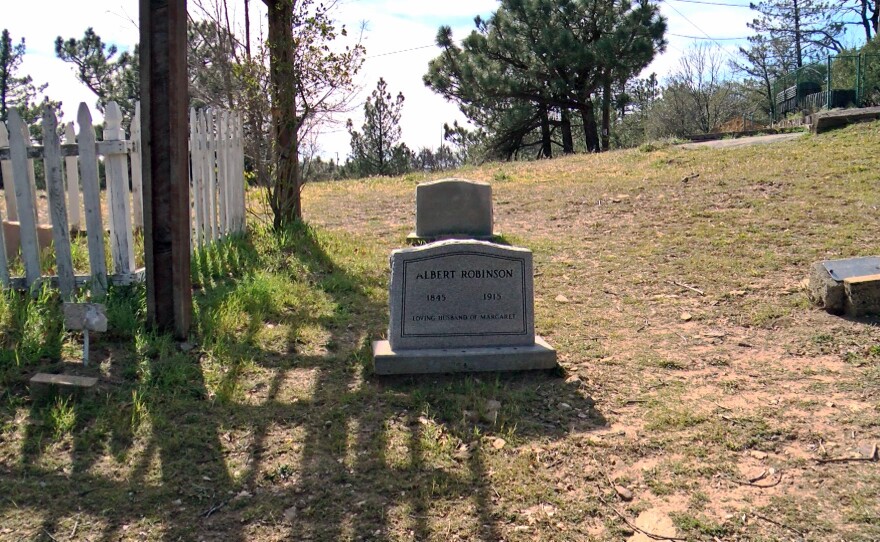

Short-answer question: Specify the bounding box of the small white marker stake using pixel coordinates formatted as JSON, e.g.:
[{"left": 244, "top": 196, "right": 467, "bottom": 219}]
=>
[{"left": 63, "top": 303, "right": 108, "bottom": 366}]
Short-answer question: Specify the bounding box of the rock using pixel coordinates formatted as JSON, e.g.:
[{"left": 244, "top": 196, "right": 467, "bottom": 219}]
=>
[
  {"left": 748, "top": 450, "right": 768, "bottom": 460},
  {"left": 283, "top": 506, "right": 297, "bottom": 523},
  {"left": 679, "top": 312, "right": 692, "bottom": 321},
  {"left": 555, "top": 294, "right": 570, "bottom": 303},
  {"left": 808, "top": 261, "right": 845, "bottom": 314},
  {"left": 233, "top": 490, "right": 252, "bottom": 501},
  {"left": 614, "top": 485, "right": 634, "bottom": 502},
  {"left": 858, "top": 442, "right": 878, "bottom": 460},
  {"left": 558, "top": 402, "right": 572, "bottom": 410},
  {"left": 493, "top": 438, "right": 507, "bottom": 450},
  {"left": 179, "top": 341, "right": 195, "bottom": 352}
]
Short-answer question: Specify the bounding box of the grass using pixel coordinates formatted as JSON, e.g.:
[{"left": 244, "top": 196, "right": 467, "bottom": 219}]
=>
[{"left": 1, "top": 123, "right": 880, "bottom": 540}]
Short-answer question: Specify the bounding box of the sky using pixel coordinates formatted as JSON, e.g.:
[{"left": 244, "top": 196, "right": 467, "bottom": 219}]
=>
[{"left": 5, "top": 0, "right": 862, "bottom": 159}]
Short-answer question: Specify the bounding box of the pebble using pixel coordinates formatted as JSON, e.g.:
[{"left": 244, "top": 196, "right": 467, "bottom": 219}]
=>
[
  {"left": 558, "top": 402, "right": 572, "bottom": 410},
  {"left": 614, "top": 485, "right": 634, "bottom": 501},
  {"left": 493, "top": 438, "right": 507, "bottom": 450}
]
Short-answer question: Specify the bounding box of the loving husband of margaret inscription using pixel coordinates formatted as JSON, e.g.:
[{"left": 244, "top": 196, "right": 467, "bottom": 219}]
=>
[{"left": 389, "top": 241, "right": 535, "bottom": 350}]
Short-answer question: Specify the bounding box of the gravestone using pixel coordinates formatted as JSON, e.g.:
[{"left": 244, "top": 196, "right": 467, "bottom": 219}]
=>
[
  {"left": 373, "top": 240, "right": 556, "bottom": 374},
  {"left": 407, "top": 178, "right": 497, "bottom": 242},
  {"left": 809, "top": 256, "right": 880, "bottom": 316}
]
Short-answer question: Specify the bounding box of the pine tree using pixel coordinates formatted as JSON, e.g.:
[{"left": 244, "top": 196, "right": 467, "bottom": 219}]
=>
[
  {"left": 55, "top": 28, "right": 139, "bottom": 120},
  {"left": 1, "top": 30, "right": 59, "bottom": 140},
  {"left": 747, "top": 0, "right": 845, "bottom": 68},
  {"left": 346, "top": 78, "right": 411, "bottom": 176},
  {"left": 425, "top": 0, "right": 665, "bottom": 156}
]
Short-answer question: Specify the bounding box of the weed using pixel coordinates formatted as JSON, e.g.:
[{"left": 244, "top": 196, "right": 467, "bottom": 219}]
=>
[{"left": 47, "top": 396, "right": 76, "bottom": 437}]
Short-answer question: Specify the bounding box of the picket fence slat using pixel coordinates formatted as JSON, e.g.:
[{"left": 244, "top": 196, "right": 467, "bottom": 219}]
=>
[
  {"left": 63, "top": 123, "right": 82, "bottom": 231},
  {"left": 236, "top": 113, "right": 246, "bottom": 232},
  {"left": 0, "top": 123, "right": 17, "bottom": 222},
  {"left": 219, "top": 110, "right": 230, "bottom": 234},
  {"left": 104, "top": 102, "right": 135, "bottom": 275},
  {"left": 203, "top": 110, "right": 218, "bottom": 243},
  {"left": 188, "top": 108, "right": 201, "bottom": 247},
  {"left": 130, "top": 103, "right": 144, "bottom": 230},
  {"left": 42, "top": 107, "right": 75, "bottom": 299},
  {"left": 8, "top": 111, "right": 41, "bottom": 287},
  {"left": 0, "top": 165, "right": 8, "bottom": 286},
  {"left": 77, "top": 103, "right": 108, "bottom": 296},
  {"left": 0, "top": 208, "right": 7, "bottom": 286},
  {"left": 17, "top": 120, "right": 40, "bottom": 226}
]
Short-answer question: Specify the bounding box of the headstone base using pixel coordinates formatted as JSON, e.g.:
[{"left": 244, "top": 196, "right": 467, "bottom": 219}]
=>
[
  {"left": 29, "top": 373, "right": 98, "bottom": 403},
  {"left": 406, "top": 232, "right": 502, "bottom": 244},
  {"left": 373, "top": 335, "right": 557, "bottom": 375}
]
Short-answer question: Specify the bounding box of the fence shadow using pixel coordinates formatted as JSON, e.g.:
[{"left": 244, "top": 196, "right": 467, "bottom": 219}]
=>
[{"left": 0, "top": 223, "right": 607, "bottom": 541}]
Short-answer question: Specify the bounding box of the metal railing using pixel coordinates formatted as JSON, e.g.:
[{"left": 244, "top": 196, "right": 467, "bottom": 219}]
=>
[{"left": 772, "top": 53, "right": 880, "bottom": 121}]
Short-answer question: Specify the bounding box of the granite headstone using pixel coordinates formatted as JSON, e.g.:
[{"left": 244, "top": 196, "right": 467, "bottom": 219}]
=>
[
  {"left": 409, "top": 178, "right": 495, "bottom": 241},
  {"left": 374, "top": 240, "right": 556, "bottom": 374}
]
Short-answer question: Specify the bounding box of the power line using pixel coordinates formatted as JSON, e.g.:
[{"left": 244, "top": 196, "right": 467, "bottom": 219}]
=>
[
  {"left": 366, "top": 43, "right": 435, "bottom": 59},
  {"left": 659, "top": 0, "right": 742, "bottom": 60},
  {"left": 668, "top": 0, "right": 752, "bottom": 8},
  {"left": 669, "top": 32, "right": 751, "bottom": 40}
]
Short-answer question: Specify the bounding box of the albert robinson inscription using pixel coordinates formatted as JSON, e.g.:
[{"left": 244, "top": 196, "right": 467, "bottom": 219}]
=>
[{"left": 388, "top": 241, "right": 535, "bottom": 349}]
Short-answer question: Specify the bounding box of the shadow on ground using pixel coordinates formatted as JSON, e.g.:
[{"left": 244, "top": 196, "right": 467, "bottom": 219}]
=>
[{"left": 0, "top": 223, "right": 605, "bottom": 541}]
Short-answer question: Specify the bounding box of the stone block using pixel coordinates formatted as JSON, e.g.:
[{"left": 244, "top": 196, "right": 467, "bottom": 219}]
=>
[
  {"left": 844, "top": 274, "right": 880, "bottom": 317},
  {"left": 3, "top": 220, "right": 54, "bottom": 261},
  {"left": 412, "top": 178, "right": 493, "bottom": 240},
  {"left": 373, "top": 336, "right": 557, "bottom": 375},
  {"left": 808, "top": 260, "right": 845, "bottom": 314}
]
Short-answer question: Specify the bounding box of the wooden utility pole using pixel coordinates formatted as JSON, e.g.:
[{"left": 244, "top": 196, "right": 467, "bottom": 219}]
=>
[{"left": 140, "top": 0, "right": 192, "bottom": 339}]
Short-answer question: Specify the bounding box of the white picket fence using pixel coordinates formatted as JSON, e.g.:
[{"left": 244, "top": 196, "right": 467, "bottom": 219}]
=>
[{"left": 0, "top": 101, "right": 246, "bottom": 298}]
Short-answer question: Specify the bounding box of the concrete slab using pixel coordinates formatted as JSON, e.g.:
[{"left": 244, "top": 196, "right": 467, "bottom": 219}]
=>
[
  {"left": 809, "top": 258, "right": 880, "bottom": 316},
  {"left": 843, "top": 274, "right": 880, "bottom": 317},
  {"left": 373, "top": 335, "right": 557, "bottom": 375}
]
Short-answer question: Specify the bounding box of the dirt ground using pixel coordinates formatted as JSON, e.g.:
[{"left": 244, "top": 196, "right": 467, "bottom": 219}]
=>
[
  {"left": 678, "top": 131, "right": 807, "bottom": 149},
  {"left": 1, "top": 123, "right": 878, "bottom": 541}
]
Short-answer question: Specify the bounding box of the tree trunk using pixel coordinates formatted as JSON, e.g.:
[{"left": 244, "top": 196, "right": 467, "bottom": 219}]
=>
[
  {"left": 601, "top": 75, "right": 612, "bottom": 152},
  {"left": 265, "top": 0, "right": 301, "bottom": 229},
  {"left": 580, "top": 100, "right": 600, "bottom": 153},
  {"left": 540, "top": 106, "right": 552, "bottom": 158},
  {"left": 561, "top": 109, "right": 573, "bottom": 154},
  {"left": 794, "top": 0, "right": 803, "bottom": 68},
  {"left": 244, "top": 0, "right": 252, "bottom": 59}
]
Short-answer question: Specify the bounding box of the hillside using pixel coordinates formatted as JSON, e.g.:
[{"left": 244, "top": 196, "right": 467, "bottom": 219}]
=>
[{"left": 1, "top": 123, "right": 879, "bottom": 540}]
